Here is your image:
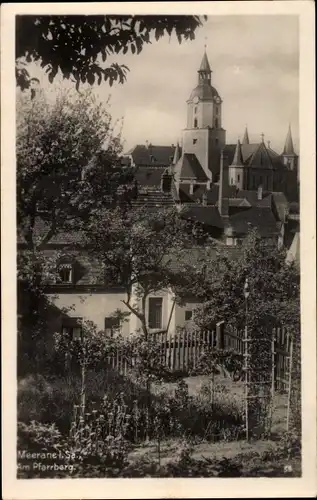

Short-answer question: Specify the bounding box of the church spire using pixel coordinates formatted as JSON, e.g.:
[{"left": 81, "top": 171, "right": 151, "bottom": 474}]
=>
[
  {"left": 242, "top": 126, "right": 249, "bottom": 145},
  {"left": 283, "top": 124, "right": 295, "bottom": 155},
  {"left": 199, "top": 50, "right": 211, "bottom": 72},
  {"left": 231, "top": 139, "right": 244, "bottom": 166},
  {"left": 198, "top": 49, "right": 212, "bottom": 85}
]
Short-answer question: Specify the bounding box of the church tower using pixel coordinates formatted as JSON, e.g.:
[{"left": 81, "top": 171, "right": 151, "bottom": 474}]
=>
[{"left": 182, "top": 50, "right": 226, "bottom": 182}]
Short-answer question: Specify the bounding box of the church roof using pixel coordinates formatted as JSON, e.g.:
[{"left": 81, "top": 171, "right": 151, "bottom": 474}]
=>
[
  {"left": 125, "top": 144, "right": 176, "bottom": 166},
  {"left": 224, "top": 142, "right": 284, "bottom": 170},
  {"left": 199, "top": 51, "right": 211, "bottom": 72},
  {"left": 189, "top": 83, "right": 220, "bottom": 102},
  {"left": 283, "top": 125, "right": 296, "bottom": 155},
  {"left": 246, "top": 142, "right": 274, "bottom": 169},
  {"left": 175, "top": 153, "right": 209, "bottom": 182}
]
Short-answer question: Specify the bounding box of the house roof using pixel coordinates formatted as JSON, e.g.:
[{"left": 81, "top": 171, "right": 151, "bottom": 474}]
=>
[
  {"left": 125, "top": 144, "right": 176, "bottom": 166},
  {"left": 175, "top": 153, "right": 209, "bottom": 182},
  {"left": 134, "top": 166, "right": 166, "bottom": 187},
  {"left": 228, "top": 207, "right": 279, "bottom": 237},
  {"left": 131, "top": 186, "right": 175, "bottom": 208},
  {"left": 181, "top": 205, "right": 224, "bottom": 229}
]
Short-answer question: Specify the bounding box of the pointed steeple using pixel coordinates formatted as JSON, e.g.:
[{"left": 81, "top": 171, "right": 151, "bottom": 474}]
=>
[
  {"left": 231, "top": 139, "right": 244, "bottom": 166},
  {"left": 172, "top": 142, "right": 181, "bottom": 164},
  {"left": 197, "top": 49, "right": 212, "bottom": 85},
  {"left": 242, "top": 126, "right": 249, "bottom": 145},
  {"left": 283, "top": 124, "right": 295, "bottom": 155},
  {"left": 199, "top": 51, "right": 211, "bottom": 72}
]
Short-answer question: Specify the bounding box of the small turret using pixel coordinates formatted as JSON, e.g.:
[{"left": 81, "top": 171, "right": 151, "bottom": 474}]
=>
[
  {"left": 282, "top": 124, "right": 297, "bottom": 171},
  {"left": 228, "top": 139, "right": 244, "bottom": 190},
  {"left": 242, "top": 126, "right": 249, "bottom": 145}
]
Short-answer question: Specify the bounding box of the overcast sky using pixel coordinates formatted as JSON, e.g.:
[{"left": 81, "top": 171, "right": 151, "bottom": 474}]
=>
[{"left": 23, "top": 15, "right": 299, "bottom": 154}]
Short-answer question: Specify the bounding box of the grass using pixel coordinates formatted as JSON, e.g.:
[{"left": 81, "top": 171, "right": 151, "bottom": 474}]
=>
[{"left": 17, "top": 370, "right": 300, "bottom": 478}]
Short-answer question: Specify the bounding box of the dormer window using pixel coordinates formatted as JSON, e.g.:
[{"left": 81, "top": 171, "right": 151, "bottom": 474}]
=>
[
  {"left": 194, "top": 119, "right": 198, "bottom": 128},
  {"left": 193, "top": 139, "right": 197, "bottom": 145},
  {"left": 58, "top": 263, "right": 73, "bottom": 284},
  {"left": 150, "top": 155, "right": 156, "bottom": 163}
]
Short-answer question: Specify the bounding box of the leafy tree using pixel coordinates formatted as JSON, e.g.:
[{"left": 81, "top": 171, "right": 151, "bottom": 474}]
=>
[
  {"left": 17, "top": 87, "right": 134, "bottom": 250},
  {"left": 193, "top": 230, "right": 300, "bottom": 335},
  {"left": 17, "top": 86, "right": 134, "bottom": 373},
  {"left": 85, "top": 205, "right": 210, "bottom": 340},
  {"left": 16, "top": 15, "right": 206, "bottom": 90},
  {"left": 192, "top": 230, "right": 300, "bottom": 436}
]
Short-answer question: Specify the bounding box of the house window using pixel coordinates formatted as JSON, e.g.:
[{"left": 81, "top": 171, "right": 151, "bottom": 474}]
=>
[
  {"left": 194, "top": 118, "right": 198, "bottom": 128},
  {"left": 148, "top": 297, "right": 163, "bottom": 329},
  {"left": 58, "top": 263, "right": 73, "bottom": 283},
  {"left": 194, "top": 106, "right": 197, "bottom": 114},
  {"left": 230, "top": 177, "right": 234, "bottom": 185},
  {"left": 62, "top": 318, "right": 82, "bottom": 341},
  {"left": 215, "top": 118, "right": 219, "bottom": 128},
  {"left": 193, "top": 139, "right": 197, "bottom": 145},
  {"left": 237, "top": 174, "right": 240, "bottom": 182},
  {"left": 215, "top": 107, "right": 219, "bottom": 116},
  {"left": 185, "top": 310, "right": 193, "bottom": 321},
  {"left": 215, "top": 138, "right": 219, "bottom": 145},
  {"left": 104, "top": 316, "right": 120, "bottom": 337}
]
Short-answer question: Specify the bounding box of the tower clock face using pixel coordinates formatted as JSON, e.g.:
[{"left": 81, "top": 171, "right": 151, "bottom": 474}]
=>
[
  {"left": 193, "top": 96, "right": 199, "bottom": 104},
  {"left": 214, "top": 96, "right": 221, "bottom": 104}
]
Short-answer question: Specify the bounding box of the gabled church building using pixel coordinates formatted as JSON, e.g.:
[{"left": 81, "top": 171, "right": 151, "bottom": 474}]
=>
[{"left": 123, "top": 50, "right": 299, "bottom": 252}]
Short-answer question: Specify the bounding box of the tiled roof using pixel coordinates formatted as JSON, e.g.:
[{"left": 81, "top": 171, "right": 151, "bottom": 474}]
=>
[
  {"left": 168, "top": 245, "right": 242, "bottom": 273},
  {"left": 125, "top": 144, "right": 176, "bottom": 166},
  {"left": 175, "top": 154, "right": 209, "bottom": 182},
  {"left": 131, "top": 186, "right": 174, "bottom": 208},
  {"left": 181, "top": 205, "right": 224, "bottom": 229},
  {"left": 134, "top": 166, "right": 166, "bottom": 187},
  {"left": 18, "top": 218, "right": 84, "bottom": 246},
  {"left": 228, "top": 207, "right": 279, "bottom": 237}
]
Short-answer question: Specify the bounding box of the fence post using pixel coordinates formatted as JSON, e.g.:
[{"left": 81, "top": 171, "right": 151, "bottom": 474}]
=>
[
  {"left": 216, "top": 321, "right": 225, "bottom": 349},
  {"left": 286, "top": 335, "right": 294, "bottom": 431}
]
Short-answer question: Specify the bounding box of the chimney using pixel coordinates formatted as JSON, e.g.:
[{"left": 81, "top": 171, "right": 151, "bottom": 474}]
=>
[
  {"left": 202, "top": 192, "right": 208, "bottom": 206},
  {"left": 218, "top": 150, "right": 229, "bottom": 216},
  {"left": 257, "top": 185, "right": 263, "bottom": 200},
  {"left": 189, "top": 183, "right": 194, "bottom": 195},
  {"left": 161, "top": 171, "right": 172, "bottom": 193},
  {"left": 145, "top": 140, "right": 149, "bottom": 149},
  {"left": 207, "top": 178, "right": 212, "bottom": 190}
]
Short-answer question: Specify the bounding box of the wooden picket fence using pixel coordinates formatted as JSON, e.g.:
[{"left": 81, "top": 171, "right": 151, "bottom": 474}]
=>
[{"left": 106, "top": 322, "right": 294, "bottom": 392}]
